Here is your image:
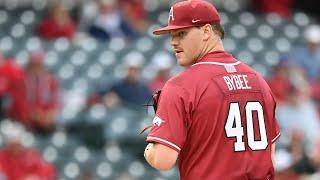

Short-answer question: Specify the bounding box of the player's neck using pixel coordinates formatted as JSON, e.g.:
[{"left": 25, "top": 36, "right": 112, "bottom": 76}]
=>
[
  {"left": 209, "top": 39, "right": 224, "bottom": 53},
  {"left": 202, "top": 39, "right": 224, "bottom": 57},
  {"left": 195, "top": 39, "right": 225, "bottom": 63}
]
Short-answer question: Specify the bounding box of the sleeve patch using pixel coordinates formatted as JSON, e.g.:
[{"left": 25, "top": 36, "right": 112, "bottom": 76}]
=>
[{"left": 152, "top": 116, "right": 165, "bottom": 127}]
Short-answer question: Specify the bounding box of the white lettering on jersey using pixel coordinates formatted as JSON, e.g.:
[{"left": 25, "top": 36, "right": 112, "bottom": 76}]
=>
[
  {"left": 152, "top": 116, "right": 165, "bottom": 127},
  {"left": 168, "top": 7, "right": 174, "bottom": 22},
  {"left": 223, "top": 75, "right": 252, "bottom": 91}
]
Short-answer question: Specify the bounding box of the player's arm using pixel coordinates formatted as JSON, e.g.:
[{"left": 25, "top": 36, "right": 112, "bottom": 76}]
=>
[{"left": 144, "top": 143, "right": 178, "bottom": 171}]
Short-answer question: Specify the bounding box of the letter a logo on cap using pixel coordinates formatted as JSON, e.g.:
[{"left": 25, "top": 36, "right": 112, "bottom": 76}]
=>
[{"left": 168, "top": 7, "right": 174, "bottom": 22}]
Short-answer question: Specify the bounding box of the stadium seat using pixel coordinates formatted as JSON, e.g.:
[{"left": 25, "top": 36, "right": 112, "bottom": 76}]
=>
[
  {"left": 219, "top": 12, "right": 230, "bottom": 26},
  {"left": 31, "top": 0, "right": 48, "bottom": 11},
  {"left": 51, "top": 131, "right": 68, "bottom": 149},
  {"left": 128, "top": 160, "right": 146, "bottom": 178},
  {"left": 63, "top": 161, "right": 80, "bottom": 179},
  {"left": 222, "top": 0, "right": 241, "bottom": 13},
  {"left": 86, "top": 63, "right": 104, "bottom": 80},
  {"left": 96, "top": 161, "right": 113, "bottom": 179},
  {"left": 25, "top": 36, "right": 42, "bottom": 51},
  {"left": 247, "top": 37, "right": 265, "bottom": 53},
  {"left": 230, "top": 24, "right": 248, "bottom": 39},
  {"left": 136, "top": 37, "right": 154, "bottom": 53},
  {"left": 97, "top": 50, "right": 116, "bottom": 67},
  {"left": 223, "top": 38, "right": 236, "bottom": 53},
  {"left": 73, "top": 146, "right": 91, "bottom": 163},
  {"left": 263, "top": 50, "right": 281, "bottom": 66},
  {"left": 257, "top": 24, "right": 274, "bottom": 39},
  {"left": 0, "top": 10, "right": 8, "bottom": 25},
  {"left": 239, "top": 12, "right": 256, "bottom": 27},
  {"left": 275, "top": 37, "right": 291, "bottom": 53},
  {"left": 237, "top": 50, "right": 254, "bottom": 65},
  {"left": 42, "top": 145, "right": 58, "bottom": 163},
  {"left": 86, "top": 104, "right": 108, "bottom": 124},
  {"left": 284, "top": 24, "right": 300, "bottom": 40},
  {"left": 15, "top": 49, "right": 29, "bottom": 66},
  {"left": 44, "top": 50, "right": 59, "bottom": 70},
  {"left": 293, "top": 12, "right": 311, "bottom": 27},
  {"left": 20, "top": 10, "right": 36, "bottom": 25},
  {"left": 57, "top": 63, "right": 75, "bottom": 82},
  {"left": 70, "top": 50, "right": 88, "bottom": 70},
  {"left": 0, "top": 134, "right": 3, "bottom": 147},
  {"left": 0, "top": 36, "right": 13, "bottom": 52},
  {"left": 10, "top": 23, "right": 26, "bottom": 39},
  {"left": 108, "top": 37, "right": 126, "bottom": 52},
  {"left": 54, "top": 38, "right": 71, "bottom": 52},
  {"left": 265, "top": 13, "right": 283, "bottom": 27}
]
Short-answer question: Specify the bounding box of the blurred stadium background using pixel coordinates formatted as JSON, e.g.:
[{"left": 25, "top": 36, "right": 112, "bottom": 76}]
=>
[{"left": 0, "top": 0, "right": 320, "bottom": 179}]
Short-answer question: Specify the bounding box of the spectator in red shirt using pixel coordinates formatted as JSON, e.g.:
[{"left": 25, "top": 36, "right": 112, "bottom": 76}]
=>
[
  {"left": 0, "top": 121, "right": 56, "bottom": 180},
  {"left": 267, "top": 59, "right": 292, "bottom": 103},
  {"left": 0, "top": 52, "right": 28, "bottom": 123},
  {"left": 37, "top": 1, "right": 76, "bottom": 40},
  {"left": 251, "top": 0, "right": 293, "bottom": 17},
  {"left": 24, "top": 50, "right": 60, "bottom": 134},
  {"left": 119, "top": 0, "right": 147, "bottom": 33}
]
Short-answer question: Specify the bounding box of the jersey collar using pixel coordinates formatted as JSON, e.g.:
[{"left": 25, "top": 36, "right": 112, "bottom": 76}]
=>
[{"left": 196, "top": 51, "right": 238, "bottom": 64}]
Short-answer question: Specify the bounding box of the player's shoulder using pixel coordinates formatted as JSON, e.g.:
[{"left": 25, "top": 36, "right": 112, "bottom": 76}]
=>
[
  {"left": 163, "top": 71, "right": 188, "bottom": 92},
  {"left": 166, "top": 66, "right": 203, "bottom": 87},
  {"left": 159, "top": 72, "right": 190, "bottom": 100},
  {"left": 241, "top": 63, "right": 274, "bottom": 96}
]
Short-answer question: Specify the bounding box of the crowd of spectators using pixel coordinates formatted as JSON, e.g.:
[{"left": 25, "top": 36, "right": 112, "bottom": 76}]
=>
[
  {"left": 268, "top": 25, "right": 320, "bottom": 179},
  {"left": 36, "top": 0, "right": 145, "bottom": 42}
]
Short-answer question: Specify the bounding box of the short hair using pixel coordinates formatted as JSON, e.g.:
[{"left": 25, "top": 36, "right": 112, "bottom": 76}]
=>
[{"left": 212, "top": 24, "right": 225, "bottom": 39}]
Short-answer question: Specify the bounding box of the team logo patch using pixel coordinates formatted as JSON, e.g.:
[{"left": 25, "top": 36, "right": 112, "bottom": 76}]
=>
[
  {"left": 152, "top": 116, "right": 165, "bottom": 127},
  {"left": 168, "top": 7, "right": 174, "bottom": 22}
]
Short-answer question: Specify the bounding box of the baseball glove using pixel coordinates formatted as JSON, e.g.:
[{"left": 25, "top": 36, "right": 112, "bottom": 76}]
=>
[
  {"left": 140, "top": 90, "right": 162, "bottom": 134},
  {"left": 151, "top": 90, "right": 161, "bottom": 112}
]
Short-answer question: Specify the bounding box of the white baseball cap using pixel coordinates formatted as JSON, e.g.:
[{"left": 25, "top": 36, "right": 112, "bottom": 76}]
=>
[
  {"left": 151, "top": 51, "right": 174, "bottom": 70},
  {"left": 304, "top": 25, "right": 320, "bottom": 44},
  {"left": 1, "top": 120, "right": 26, "bottom": 143},
  {"left": 275, "top": 149, "right": 293, "bottom": 172},
  {"left": 123, "top": 51, "right": 145, "bottom": 68}
]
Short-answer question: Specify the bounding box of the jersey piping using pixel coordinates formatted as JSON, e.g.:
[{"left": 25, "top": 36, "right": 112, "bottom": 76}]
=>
[
  {"left": 147, "top": 136, "right": 182, "bottom": 151},
  {"left": 192, "top": 61, "right": 241, "bottom": 66}
]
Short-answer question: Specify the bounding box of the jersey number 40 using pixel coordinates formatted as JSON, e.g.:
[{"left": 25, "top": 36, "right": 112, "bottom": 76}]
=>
[{"left": 225, "top": 102, "right": 268, "bottom": 152}]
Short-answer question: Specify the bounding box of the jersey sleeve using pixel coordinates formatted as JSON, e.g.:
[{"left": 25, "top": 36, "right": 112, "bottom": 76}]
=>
[{"left": 146, "top": 82, "right": 189, "bottom": 152}]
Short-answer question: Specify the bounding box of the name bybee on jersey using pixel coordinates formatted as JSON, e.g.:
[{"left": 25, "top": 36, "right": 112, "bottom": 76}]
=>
[{"left": 223, "top": 74, "right": 252, "bottom": 91}]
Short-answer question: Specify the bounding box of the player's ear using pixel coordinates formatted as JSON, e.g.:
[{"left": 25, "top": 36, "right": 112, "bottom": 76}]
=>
[{"left": 202, "top": 24, "right": 212, "bottom": 41}]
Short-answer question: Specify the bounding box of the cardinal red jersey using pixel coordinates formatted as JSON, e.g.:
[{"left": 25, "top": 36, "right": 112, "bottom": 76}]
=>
[{"left": 147, "top": 51, "right": 280, "bottom": 180}]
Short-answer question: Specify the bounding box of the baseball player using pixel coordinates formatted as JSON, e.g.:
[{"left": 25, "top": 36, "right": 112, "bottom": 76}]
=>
[{"left": 143, "top": 1, "right": 281, "bottom": 180}]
